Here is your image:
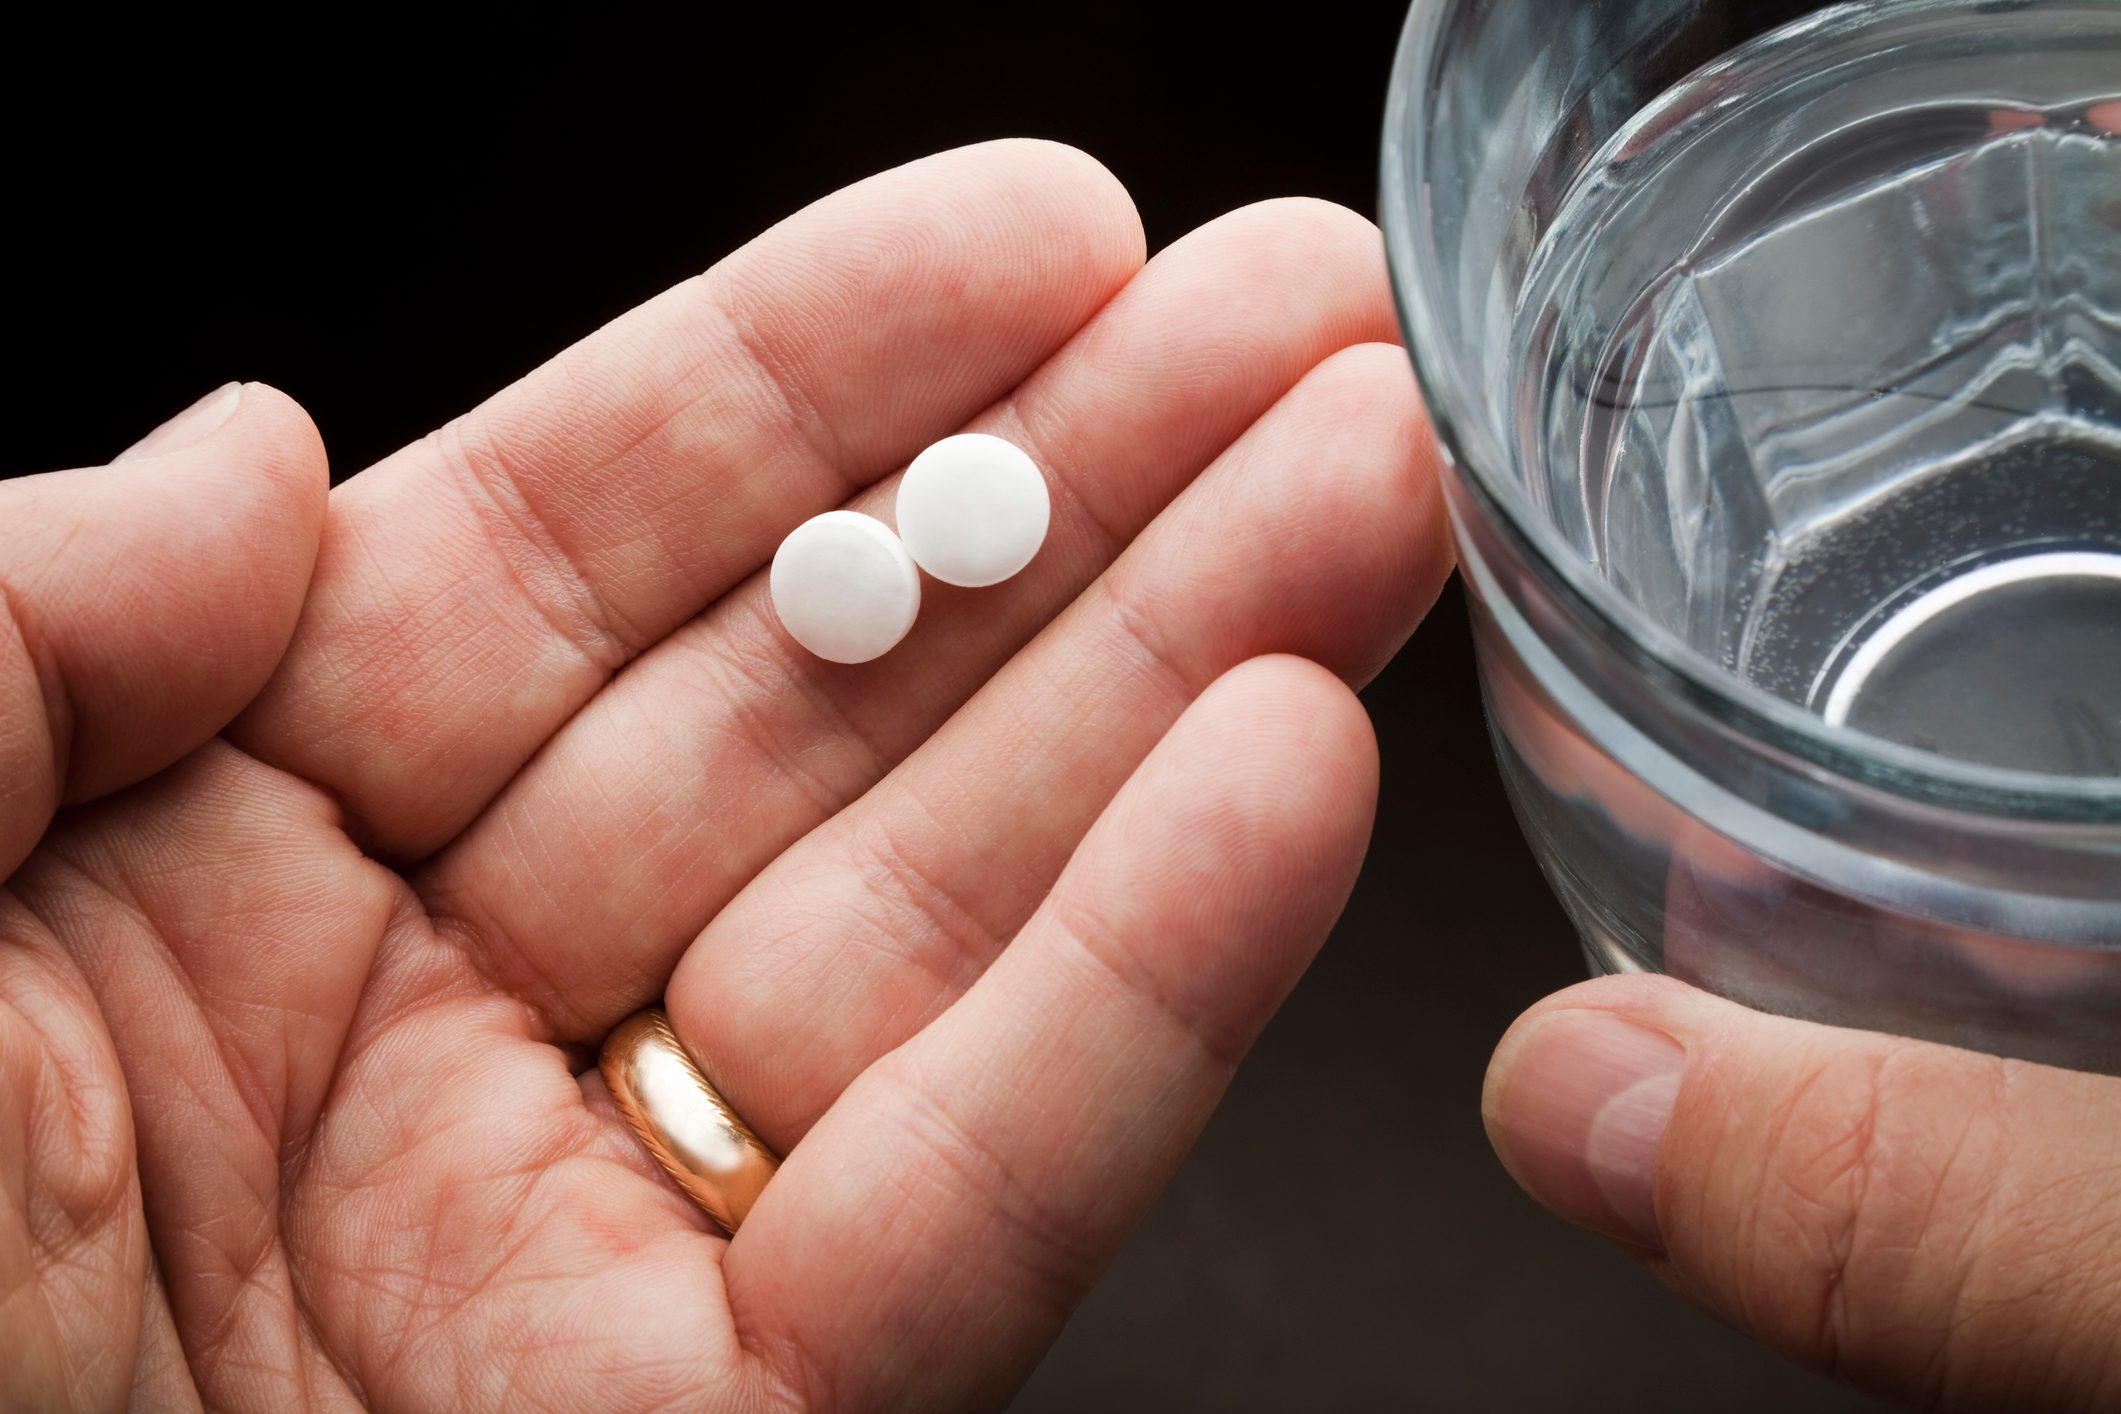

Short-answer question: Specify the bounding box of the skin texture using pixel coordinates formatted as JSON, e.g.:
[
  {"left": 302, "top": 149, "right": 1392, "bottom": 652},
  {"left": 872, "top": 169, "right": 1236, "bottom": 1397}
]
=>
[{"left": 0, "top": 141, "right": 1453, "bottom": 1411}]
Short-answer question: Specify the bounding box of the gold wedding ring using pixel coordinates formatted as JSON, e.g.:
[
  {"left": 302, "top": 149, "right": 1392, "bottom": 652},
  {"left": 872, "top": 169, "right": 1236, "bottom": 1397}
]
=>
[{"left": 601, "top": 1008, "right": 779, "bottom": 1233}]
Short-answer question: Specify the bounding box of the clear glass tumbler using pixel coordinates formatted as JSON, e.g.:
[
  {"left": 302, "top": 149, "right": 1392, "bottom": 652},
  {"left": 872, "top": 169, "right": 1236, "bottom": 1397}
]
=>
[{"left": 1381, "top": 0, "right": 2121, "bottom": 1072}]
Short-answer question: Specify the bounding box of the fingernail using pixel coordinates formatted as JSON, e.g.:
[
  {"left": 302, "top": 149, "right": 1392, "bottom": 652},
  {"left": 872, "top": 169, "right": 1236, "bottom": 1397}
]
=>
[
  {"left": 1485, "top": 1009, "right": 1684, "bottom": 1251},
  {"left": 116, "top": 383, "right": 243, "bottom": 463}
]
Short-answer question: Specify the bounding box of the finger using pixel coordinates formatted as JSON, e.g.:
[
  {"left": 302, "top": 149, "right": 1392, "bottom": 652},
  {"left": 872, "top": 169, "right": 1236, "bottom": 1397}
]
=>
[
  {"left": 230, "top": 139, "right": 1144, "bottom": 861},
  {"left": 0, "top": 382, "right": 327, "bottom": 878},
  {"left": 420, "top": 198, "right": 1402, "bottom": 1038},
  {"left": 669, "top": 341, "right": 1448, "bottom": 1147},
  {"left": 728, "top": 657, "right": 1379, "bottom": 1410},
  {"left": 1483, "top": 975, "right": 2121, "bottom": 1412}
]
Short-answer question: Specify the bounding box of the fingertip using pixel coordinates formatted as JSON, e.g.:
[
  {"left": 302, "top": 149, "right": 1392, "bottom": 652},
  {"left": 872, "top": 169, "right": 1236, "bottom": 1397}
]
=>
[
  {"left": 708, "top": 137, "right": 1151, "bottom": 481},
  {"left": 1279, "top": 343, "right": 1432, "bottom": 497},
  {"left": 226, "top": 380, "right": 332, "bottom": 524},
  {"left": 1087, "top": 658, "right": 1375, "bottom": 929},
  {"left": 956, "top": 137, "right": 1147, "bottom": 272},
  {"left": 5, "top": 380, "right": 334, "bottom": 803},
  {"left": 943, "top": 138, "right": 1147, "bottom": 334},
  {"left": 1200, "top": 653, "right": 1380, "bottom": 799},
  {"left": 1186, "top": 197, "right": 1395, "bottom": 341},
  {"left": 1160, "top": 657, "right": 1379, "bottom": 926},
  {"left": 1205, "top": 647, "right": 1357, "bottom": 706},
  {"left": 1278, "top": 343, "right": 1456, "bottom": 656},
  {"left": 1481, "top": 975, "right": 1712, "bottom": 1227},
  {"left": 115, "top": 377, "right": 330, "bottom": 641},
  {"left": 104, "top": 380, "right": 329, "bottom": 563},
  {"left": 1301, "top": 339, "right": 1422, "bottom": 416},
  {"left": 157, "top": 383, "right": 331, "bottom": 604},
  {"left": 1225, "top": 195, "right": 1384, "bottom": 264}
]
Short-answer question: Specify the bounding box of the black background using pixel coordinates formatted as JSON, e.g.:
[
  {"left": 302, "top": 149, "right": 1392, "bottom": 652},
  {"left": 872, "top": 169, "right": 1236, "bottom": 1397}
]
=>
[{"left": 8, "top": 9, "right": 1888, "bottom": 1411}]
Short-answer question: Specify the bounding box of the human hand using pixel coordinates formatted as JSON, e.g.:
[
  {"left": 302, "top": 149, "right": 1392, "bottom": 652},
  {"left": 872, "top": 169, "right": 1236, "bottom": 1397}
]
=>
[
  {"left": 1, "top": 379, "right": 328, "bottom": 1409},
  {"left": 2, "top": 140, "right": 1451, "bottom": 1410},
  {"left": 1484, "top": 972, "right": 2121, "bottom": 1412}
]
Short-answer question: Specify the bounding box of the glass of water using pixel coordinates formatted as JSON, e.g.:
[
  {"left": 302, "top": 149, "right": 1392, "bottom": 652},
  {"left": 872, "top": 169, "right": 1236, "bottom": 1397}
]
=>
[{"left": 1382, "top": 0, "right": 2121, "bottom": 1071}]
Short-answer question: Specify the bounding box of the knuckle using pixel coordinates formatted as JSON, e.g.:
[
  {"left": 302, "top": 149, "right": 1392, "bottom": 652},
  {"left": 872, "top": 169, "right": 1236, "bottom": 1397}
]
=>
[
  {"left": 423, "top": 417, "right": 638, "bottom": 670},
  {"left": 1721, "top": 1038, "right": 2114, "bottom": 1406},
  {"left": 875, "top": 1055, "right": 1102, "bottom": 1320},
  {"left": 1757, "top": 1045, "right": 1910, "bottom": 1376},
  {"left": 846, "top": 810, "right": 1003, "bottom": 990}
]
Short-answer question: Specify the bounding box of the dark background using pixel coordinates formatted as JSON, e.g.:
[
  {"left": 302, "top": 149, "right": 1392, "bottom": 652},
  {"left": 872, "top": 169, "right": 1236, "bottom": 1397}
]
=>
[{"left": 8, "top": 10, "right": 1888, "bottom": 1412}]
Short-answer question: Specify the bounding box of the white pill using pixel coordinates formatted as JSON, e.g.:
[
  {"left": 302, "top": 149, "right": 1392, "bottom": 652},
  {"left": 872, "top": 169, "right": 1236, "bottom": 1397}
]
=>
[
  {"left": 896, "top": 433, "right": 1051, "bottom": 588},
  {"left": 770, "top": 511, "right": 921, "bottom": 664}
]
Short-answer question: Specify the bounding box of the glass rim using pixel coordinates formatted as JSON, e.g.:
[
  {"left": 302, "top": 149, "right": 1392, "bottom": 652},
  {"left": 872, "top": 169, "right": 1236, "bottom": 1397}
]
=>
[{"left": 1378, "top": 0, "right": 2121, "bottom": 825}]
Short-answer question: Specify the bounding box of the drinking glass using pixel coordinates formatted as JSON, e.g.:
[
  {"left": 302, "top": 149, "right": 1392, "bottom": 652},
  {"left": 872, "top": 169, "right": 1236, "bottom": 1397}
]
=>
[{"left": 1381, "top": 0, "right": 2121, "bottom": 1071}]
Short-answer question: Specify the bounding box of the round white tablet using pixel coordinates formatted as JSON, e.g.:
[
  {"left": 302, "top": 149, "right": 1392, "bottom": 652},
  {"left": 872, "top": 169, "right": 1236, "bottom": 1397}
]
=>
[
  {"left": 769, "top": 511, "right": 921, "bottom": 664},
  {"left": 895, "top": 433, "right": 1051, "bottom": 588}
]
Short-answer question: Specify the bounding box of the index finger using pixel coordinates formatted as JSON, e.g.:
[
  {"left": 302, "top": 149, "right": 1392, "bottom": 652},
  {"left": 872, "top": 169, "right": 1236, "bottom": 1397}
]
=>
[{"left": 230, "top": 140, "right": 1144, "bottom": 859}]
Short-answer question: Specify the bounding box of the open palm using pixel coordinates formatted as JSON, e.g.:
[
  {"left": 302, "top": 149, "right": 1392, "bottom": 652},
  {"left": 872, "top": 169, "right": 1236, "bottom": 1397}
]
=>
[{"left": 2, "top": 142, "right": 1448, "bottom": 1411}]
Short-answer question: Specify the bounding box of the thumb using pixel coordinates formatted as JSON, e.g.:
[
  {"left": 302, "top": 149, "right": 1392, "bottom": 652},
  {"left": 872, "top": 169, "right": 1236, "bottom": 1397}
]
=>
[
  {"left": 1484, "top": 974, "right": 2121, "bottom": 1413},
  {"left": 0, "top": 382, "right": 328, "bottom": 877}
]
